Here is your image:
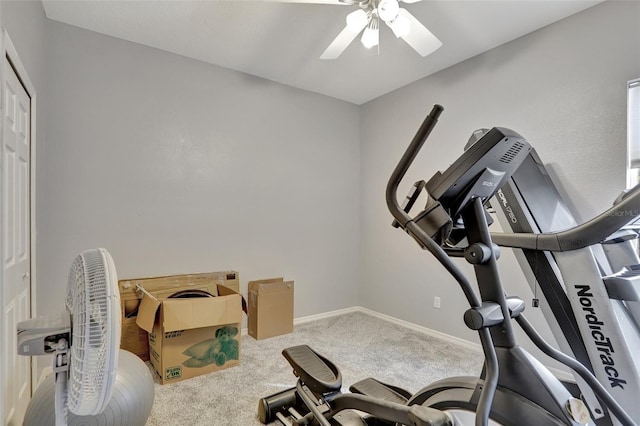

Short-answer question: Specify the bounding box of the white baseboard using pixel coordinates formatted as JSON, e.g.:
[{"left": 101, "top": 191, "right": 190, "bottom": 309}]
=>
[
  {"left": 356, "top": 306, "right": 482, "bottom": 352},
  {"left": 354, "top": 307, "right": 574, "bottom": 381},
  {"left": 243, "top": 305, "right": 574, "bottom": 382},
  {"left": 241, "top": 306, "right": 360, "bottom": 336},
  {"left": 294, "top": 306, "right": 361, "bottom": 325},
  {"left": 241, "top": 305, "right": 481, "bottom": 351}
]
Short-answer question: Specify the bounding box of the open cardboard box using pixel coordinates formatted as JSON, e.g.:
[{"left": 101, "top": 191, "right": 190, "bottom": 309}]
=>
[
  {"left": 117, "top": 271, "right": 239, "bottom": 368},
  {"left": 119, "top": 271, "right": 240, "bottom": 300},
  {"left": 136, "top": 282, "right": 242, "bottom": 384}
]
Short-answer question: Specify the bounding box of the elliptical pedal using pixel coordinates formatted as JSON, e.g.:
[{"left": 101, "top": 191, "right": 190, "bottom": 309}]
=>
[
  {"left": 349, "top": 378, "right": 410, "bottom": 404},
  {"left": 282, "top": 345, "right": 342, "bottom": 396}
]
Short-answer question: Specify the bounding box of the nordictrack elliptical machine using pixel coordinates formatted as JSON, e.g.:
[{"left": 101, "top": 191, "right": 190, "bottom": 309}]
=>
[
  {"left": 487, "top": 144, "right": 640, "bottom": 425},
  {"left": 258, "top": 105, "right": 637, "bottom": 426}
]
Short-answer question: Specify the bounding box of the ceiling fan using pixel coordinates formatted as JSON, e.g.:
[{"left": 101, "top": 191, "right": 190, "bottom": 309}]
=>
[
  {"left": 291, "top": 0, "right": 442, "bottom": 60},
  {"left": 230, "top": 0, "right": 442, "bottom": 59}
]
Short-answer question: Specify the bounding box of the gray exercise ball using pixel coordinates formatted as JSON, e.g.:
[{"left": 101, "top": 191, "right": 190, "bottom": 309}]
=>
[{"left": 24, "top": 350, "right": 155, "bottom": 425}]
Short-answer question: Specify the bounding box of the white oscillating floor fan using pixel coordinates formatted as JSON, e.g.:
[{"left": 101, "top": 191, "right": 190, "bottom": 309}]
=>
[{"left": 17, "top": 248, "right": 153, "bottom": 426}]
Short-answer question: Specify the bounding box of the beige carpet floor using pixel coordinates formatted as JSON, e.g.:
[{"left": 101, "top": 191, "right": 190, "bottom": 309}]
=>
[{"left": 145, "top": 311, "right": 482, "bottom": 425}]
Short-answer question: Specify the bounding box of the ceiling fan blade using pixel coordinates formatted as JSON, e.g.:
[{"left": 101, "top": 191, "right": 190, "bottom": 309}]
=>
[
  {"left": 398, "top": 8, "right": 442, "bottom": 57},
  {"left": 320, "top": 23, "right": 366, "bottom": 60}
]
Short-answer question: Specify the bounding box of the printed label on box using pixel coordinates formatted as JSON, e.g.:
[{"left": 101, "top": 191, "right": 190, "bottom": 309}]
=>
[
  {"left": 165, "top": 366, "right": 182, "bottom": 381},
  {"left": 165, "top": 330, "right": 184, "bottom": 339}
]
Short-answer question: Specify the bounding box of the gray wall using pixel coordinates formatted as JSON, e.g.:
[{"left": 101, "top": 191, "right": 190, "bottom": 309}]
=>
[
  {"left": 360, "top": 0, "right": 640, "bottom": 348},
  {"left": 41, "top": 21, "right": 361, "bottom": 320},
  {"left": 1, "top": 1, "right": 47, "bottom": 91}
]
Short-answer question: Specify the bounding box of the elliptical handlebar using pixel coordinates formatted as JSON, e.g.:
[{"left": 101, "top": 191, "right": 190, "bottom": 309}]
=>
[
  {"left": 385, "top": 105, "right": 482, "bottom": 309},
  {"left": 386, "top": 104, "right": 444, "bottom": 230},
  {"left": 492, "top": 182, "right": 640, "bottom": 251}
]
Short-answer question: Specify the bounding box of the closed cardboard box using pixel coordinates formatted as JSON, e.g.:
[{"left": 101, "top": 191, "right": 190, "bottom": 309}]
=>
[
  {"left": 248, "top": 278, "right": 294, "bottom": 340},
  {"left": 117, "top": 271, "right": 239, "bottom": 370}
]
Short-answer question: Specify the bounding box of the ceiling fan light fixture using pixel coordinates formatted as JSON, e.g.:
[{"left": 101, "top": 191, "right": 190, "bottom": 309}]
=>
[
  {"left": 361, "top": 17, "right": 379, "bottom": 49},
  {"left": 388, "top": 13, "right": 411, "bottom": 38},
  {"left": 320, "top": 0, "right": 441, "bottom": 60},
  {"left": 346, "top": 9, "right": 369, "bottom": 33},
  {"left": 377, "top": 0, "right": 400, "bottom": 23}
]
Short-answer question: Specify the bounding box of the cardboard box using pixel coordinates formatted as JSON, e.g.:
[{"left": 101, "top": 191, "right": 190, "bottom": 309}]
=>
[
  {"left": 120, "top": 288, "right": 150, "bottom": 361},
  {"left": 118, "top": 271, "right": 239, "bottom": 364},
  {"left": 121, "top": 310, "right": 150, "bottom": 361},
  {"left": 119, "top": 271, "right": 239, "bottom": 298},
  {"left": 248, "top": 278, "right": 294, "bottom": 340},
  {"left": 136, "top": 282, "right": 242, "bottom": 384}
]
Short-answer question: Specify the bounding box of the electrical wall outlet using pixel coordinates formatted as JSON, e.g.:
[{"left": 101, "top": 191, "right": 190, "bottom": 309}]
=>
[{"left": 434, "top": 296, "right": 441, "bottom": 309}]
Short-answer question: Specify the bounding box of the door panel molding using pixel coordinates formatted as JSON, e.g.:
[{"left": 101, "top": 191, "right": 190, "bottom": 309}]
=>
[{"left": 1, "top": 30, "right": 37, "bottom": 425}]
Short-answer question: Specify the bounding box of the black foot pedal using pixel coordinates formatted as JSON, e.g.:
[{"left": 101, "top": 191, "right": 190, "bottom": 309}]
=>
[
  {"left": 349, "top": 378, "right": 410, "bottom": 404},
  {"left": 282, "top": 345, "right": 342, "bottom": 395}
]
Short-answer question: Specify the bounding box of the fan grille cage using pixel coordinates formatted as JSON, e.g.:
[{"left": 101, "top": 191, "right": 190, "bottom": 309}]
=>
[{"left": 66, "top": 248, "right": 120, "bottom": 416}]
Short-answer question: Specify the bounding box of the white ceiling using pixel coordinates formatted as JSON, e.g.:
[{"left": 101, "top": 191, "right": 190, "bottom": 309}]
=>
[{"left": 41, "top": 0, "right": 604, "bottom": 105}]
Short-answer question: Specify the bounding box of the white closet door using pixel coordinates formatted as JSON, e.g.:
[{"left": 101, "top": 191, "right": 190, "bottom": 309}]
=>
[{"left": 3, "top": 58, "right": 32, "bottom": 426}]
